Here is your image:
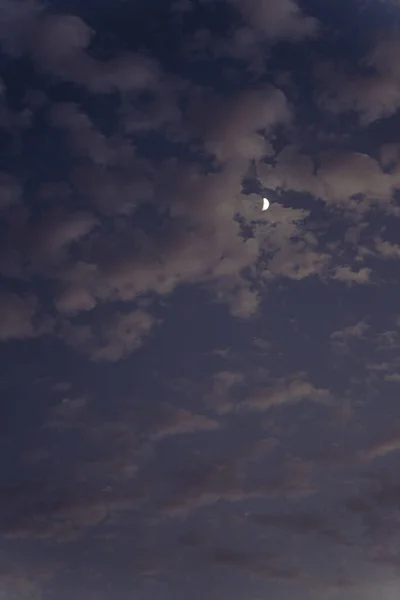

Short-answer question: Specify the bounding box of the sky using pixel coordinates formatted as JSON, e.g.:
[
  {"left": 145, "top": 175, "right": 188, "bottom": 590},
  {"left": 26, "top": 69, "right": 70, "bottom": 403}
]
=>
[{"left": 2, "top": 0, "right": 400, "bottom": 598}]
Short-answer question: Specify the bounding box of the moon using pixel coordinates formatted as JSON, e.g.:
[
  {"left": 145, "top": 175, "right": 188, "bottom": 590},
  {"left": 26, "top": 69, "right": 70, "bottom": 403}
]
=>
[{"left": 261, "top": 197, "right": 270, "bottom": 211}]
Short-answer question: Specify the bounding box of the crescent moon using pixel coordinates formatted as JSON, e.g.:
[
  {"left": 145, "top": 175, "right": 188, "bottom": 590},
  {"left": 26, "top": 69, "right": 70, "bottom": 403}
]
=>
[{"left": 261, "top": 197, "right": 270, "bottom": 211}]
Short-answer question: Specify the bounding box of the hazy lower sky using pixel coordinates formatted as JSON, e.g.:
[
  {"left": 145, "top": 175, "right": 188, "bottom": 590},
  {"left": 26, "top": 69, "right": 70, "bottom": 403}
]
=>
[{"left": 1, "top": 0, "right": 400, "bottom": 598}]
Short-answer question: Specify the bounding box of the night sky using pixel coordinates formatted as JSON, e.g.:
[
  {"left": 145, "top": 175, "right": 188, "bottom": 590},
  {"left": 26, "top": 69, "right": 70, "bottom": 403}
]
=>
[{"left": 1, "top": 0, "right": 400, "bottom": 598}]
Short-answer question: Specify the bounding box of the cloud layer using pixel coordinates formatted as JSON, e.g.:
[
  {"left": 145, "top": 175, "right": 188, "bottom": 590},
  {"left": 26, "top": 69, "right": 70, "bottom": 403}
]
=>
[{"left": 1, "top": 0, "right": 400, "bottom": 599}]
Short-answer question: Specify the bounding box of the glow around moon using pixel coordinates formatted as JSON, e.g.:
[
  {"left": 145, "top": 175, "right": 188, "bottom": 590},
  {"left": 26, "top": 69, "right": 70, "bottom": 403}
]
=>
[{"left": 261, "top": 197, "right": 270, "bottom": 211}]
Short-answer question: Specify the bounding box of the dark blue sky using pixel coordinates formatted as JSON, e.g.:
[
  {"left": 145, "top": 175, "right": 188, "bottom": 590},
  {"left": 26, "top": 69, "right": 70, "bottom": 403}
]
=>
[{"left": 1, "top": 0, "right": 400, "bottom": 599}]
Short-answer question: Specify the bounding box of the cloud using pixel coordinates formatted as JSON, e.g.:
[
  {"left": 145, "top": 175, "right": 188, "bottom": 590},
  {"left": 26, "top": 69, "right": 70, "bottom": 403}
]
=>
[
  {"left": 343, "top": 480, "right": 400, "bottom": 556},
  {"left": 331, "top": 266, "right": 372, "bottom": 285},
  {"left": 190, "top": 86, "right": 292, "bottom": 161},
  {"left": 373, "top": 236, "right": 400, "bottom": 259},
  {"left": 0, "top": 3, "right": 385, "bottom": 364},
  {"left": 1, "top": 398, "right": 153, "bottom": 541},
  {"left": 159, "top": 458, "right": 252, "bottom": 518},
  {"left": 315, "top": 62, "right": 400, "bottom": 126},
  {"left": 0, "top": 0, "right": 43, "bottom": 55},
  {"left": 317, "top": 151, "right": 399, "bottom": 207},
  {"left": 45, "top": 395, "right": 88, "bottom": 429},
  {"left": 331, "top": 321, "right": 370, "bottom": 345},
  {"left": 182, "top": 0, "right": 319, "bottom": 67},
  {"left": 366, "top": 34, "right": 400, "bottom": 81},
  {"left": 314, "top": 33, "right": 400, "bottom": 124},
  {"left": 29, "top": 13, "right": 162, "bottom": 93},
  {"left": 0, "top": 3, "right": 163, "bottom": 94},
  {"left": 2, "top": 0, "right": 400, "bottom": 595},
  {"left": 217, "top": 283, "right": 261, "bottom": 318},
  {"left": 357, "top": 431, "right": 400, "bottom": 462},
  {"left": 31, "top": 13, "right": 93, "bottom": 64},
  {"left": 204, "top": 370, "right": 245, "bottom": 414},
  {"left": 241, "top": 372, "right": 331, "bottom": 413},
  {"left": 0, "top": 0, "right": 394, "bottom": 388},
  {"left": 27, "top": 208, "right": 99, "bottom": 267},
  {"left": 71, "top": 162, "right": 154, "bottom": 216},
  {"left": 49, "top": 102, "right": 113, "bottom": 165},
  {"left": 160, "top": 450, "right": 314, "bottom": 518},
  {"left": 380, "top": 143, "right": 400, "bottom": 171},
  {"left": 205, "top": 369, "right": 332, "bottom": 417},
  {"left": 346, "top": 321, "right": 400, "bottom": 383},
  {"left": 148, "top": 405, "right": 221, "bottom": 441},
  {"left": 0, "top": 481, "right": 133, "bottom": 541},
  {"left": 60, "top": 308, "right": 157, "bottom": 361},
  {"left": 226, "top": 0, "right": 319, "bottom": 41},
  {"left": 260, "top": 145, "right": 400, "bottom": 215},
  {"left": 0, "top": 292, "right": 52, "bottom": 341},
  {"left": 0, "top": 202, "right": 100, "bottom": 281},
  {"left": 248, "top": 200, "right": 331, "bottom": 282},
  {"left": 51, "top": 158, "right": 269, "bottom": 321},
  {"left": 54, "top": 285, "right": 97, "bottom": 315}
]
